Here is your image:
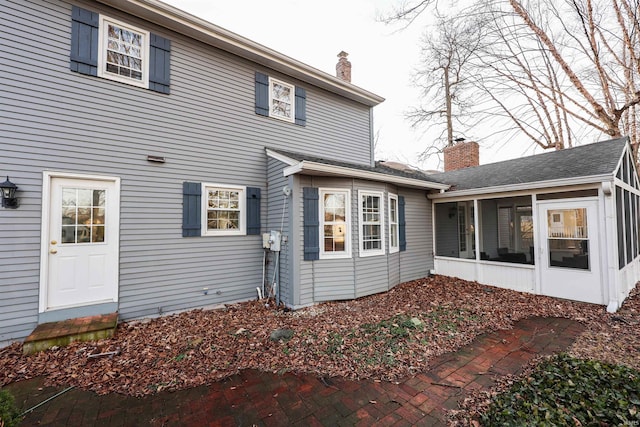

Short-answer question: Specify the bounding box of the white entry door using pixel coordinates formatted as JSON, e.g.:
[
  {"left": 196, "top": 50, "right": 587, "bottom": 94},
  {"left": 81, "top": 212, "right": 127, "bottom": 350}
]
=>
[
  {"left": 44, "top": 176, "right": 119, "bottom": 310},
  {"left": 538, "top": 199, "right": 603, "bottom": 304}
]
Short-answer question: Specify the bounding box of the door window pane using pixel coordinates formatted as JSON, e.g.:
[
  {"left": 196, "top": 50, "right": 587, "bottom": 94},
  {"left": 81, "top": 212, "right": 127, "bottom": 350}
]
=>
[
  {"left": 548, "top": 208, "right": 588, "bottom": 270},
  {"left": 60, "top": 188, "right": 106, "bottom": 244}
]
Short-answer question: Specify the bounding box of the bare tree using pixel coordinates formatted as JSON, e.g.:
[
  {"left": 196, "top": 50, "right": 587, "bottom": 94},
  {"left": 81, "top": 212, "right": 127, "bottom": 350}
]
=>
[
  {"left": 385, "top": 0, "right": 640, "bottom": 159},
  {"left": 407, "top": 14, "right": 487, "bottom": 160}
]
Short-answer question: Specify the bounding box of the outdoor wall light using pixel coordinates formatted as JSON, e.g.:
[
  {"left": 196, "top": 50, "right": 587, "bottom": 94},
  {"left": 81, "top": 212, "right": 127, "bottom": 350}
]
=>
[{"left": 0, "top": 176, "right": 18, "bottom": 208}]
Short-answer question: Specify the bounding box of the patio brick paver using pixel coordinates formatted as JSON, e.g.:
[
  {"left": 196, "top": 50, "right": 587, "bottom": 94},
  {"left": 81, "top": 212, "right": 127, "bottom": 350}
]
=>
[{"left": 6, "top": 316, "right": 585, "bottom": 426}]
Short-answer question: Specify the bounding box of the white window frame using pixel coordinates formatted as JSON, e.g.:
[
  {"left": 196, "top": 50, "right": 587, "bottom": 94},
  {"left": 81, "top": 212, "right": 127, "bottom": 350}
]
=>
[
  {"left": 319, "top": 188, "right": 351, "bottom": 259},
  {"left": 388, "top": 193, "right": 399, "bottom": 254},
  {"left": 201, "top": 184, "right": 246, "bottom": 236},
  {"left": 98, "top": 15, "right": 150, "bottom": 89},
  {"left": 359, "top": 190, "right": 386, "bottom": 257},
  {"left": 268, "top": 77, "right": 295, "bottom": 123}
]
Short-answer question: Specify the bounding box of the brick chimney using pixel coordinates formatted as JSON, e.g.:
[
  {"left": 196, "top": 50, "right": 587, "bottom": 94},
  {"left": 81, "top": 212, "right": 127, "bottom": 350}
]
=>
[
  {"left": 443, "top": 140, "right": 479, "bottom": 171},
  {"left": 336, "top": 51, "right": 351, "bottom": 82}
]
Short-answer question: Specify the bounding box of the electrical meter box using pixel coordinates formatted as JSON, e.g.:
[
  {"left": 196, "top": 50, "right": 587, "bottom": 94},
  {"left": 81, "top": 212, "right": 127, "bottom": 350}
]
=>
[{"left": 268, "top": 230, "right": 281, "bottom": 252}]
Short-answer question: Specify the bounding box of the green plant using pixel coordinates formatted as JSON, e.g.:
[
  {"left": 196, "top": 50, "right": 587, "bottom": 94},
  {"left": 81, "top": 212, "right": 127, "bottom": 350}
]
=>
[
  {"left": 0, "top": 389, "right": 22, "bottom": 427},
  {"left": 481, "top": 353, "right": 640, "bottom": 426}
]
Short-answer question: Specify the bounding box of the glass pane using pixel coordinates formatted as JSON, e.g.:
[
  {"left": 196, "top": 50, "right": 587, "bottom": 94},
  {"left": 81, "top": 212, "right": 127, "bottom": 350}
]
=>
[
  {"left": 547, "top": 209, "right": 587, "bottom": 238},
  {"left": 92, "top": 226, "right": 105, "bottom": 243},
  {"left": 77, "top": 226, "right": 91, "bottom": 243},
  {"left": 61, "top": 226, "right": 76, "bottom": 243},
  {"left": 549, "top": 239, "right": 589, "bottom": 270},
  {"left": 77, "top": 189, "right": 92, "bottom": 206},
  {"left": 62, "top": 188, "right": 76, "bottom": 207}
]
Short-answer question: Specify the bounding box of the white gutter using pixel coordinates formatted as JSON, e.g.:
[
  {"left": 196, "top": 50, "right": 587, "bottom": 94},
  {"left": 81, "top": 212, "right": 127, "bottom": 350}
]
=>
[
  {"left": 428, "top": 173, "right": 613, "bottom": 199},
  {"left": 282, "top": 160, "right": 450, "bottom": 190},
  {"left": 97, "top": 0, "right": 385, "bottom": 106}
]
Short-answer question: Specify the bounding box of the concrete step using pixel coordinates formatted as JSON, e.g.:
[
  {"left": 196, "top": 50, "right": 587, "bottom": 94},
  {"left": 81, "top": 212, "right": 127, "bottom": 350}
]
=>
[{"left": 23, "top": 313, "right": 118, "bottom": 355}]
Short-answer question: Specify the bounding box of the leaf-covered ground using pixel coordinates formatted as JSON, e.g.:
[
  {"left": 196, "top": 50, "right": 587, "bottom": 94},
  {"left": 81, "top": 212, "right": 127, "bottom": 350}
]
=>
[
  {"left": 449, "top": 281, "right": 640, "bottom": 425},
  {"left": 0, "top": 275, "right": 637, "bottom": 405}
]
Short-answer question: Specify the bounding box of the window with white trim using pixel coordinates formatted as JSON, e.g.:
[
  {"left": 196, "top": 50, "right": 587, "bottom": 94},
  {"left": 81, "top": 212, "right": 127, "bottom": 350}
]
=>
[
  {"left": 320, "top": 188, "right": 351, "bottom": 258},
  {"left": 202, "top": 185, "right": 246, "bottom": 236},
  {"left": 98, "top": 16, "right": 150, "bottom": 88},
  {"left": 388, "top": 194, "right": 399, "bottom": 253},
  {"left": 269, "top": 77, "right": 295, "bottom": 122},
  {"left": 359, "top": 191, "right": 385, "bottom": 257}
]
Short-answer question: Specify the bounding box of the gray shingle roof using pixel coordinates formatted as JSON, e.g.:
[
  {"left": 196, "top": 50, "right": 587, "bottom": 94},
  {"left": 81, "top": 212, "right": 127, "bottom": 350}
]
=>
[
  {"left": 267, "top": 148, "right": 444, "bottom": 184},
  {"left": 429, "top": 137, "right": 627, "bottom": 191}
]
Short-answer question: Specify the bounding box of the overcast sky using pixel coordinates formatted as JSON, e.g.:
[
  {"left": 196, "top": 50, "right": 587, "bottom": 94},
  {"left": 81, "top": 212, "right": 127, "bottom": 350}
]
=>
[{"left": 163, "top": 0, "right": 532, "bottom": 170}]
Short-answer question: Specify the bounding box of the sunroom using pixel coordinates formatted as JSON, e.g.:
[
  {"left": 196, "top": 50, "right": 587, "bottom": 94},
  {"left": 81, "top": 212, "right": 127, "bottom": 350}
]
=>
[{"left": 428, "top": 137, "right": 640, "bottom": 311}]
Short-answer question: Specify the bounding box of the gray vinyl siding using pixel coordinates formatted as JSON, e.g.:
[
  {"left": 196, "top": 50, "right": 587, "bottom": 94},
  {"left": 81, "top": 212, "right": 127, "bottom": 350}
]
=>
[
  {"left": 0, "top": 0, "right": 374, "bottom": 342},
  {"left": 294, "top": 177, "right": 430, "bottom": 304},
  {"left": 399, "top": 189, "right": 433, "bottom": 282}
]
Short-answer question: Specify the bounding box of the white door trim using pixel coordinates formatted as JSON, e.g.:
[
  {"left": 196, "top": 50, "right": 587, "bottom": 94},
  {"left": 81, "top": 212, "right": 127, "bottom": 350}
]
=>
[{"left": 39, "top": 171, "right": 121, "bottom": 313}]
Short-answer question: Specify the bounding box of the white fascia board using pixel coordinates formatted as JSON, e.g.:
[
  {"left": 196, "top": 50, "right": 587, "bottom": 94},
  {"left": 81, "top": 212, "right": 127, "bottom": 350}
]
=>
[
  {"left": 428, "top": 174, "right": 613, "bottom": 200},
  {"left": 265, "top": 149, "right": 299, "bottom": 166},
  {"left": 98, "top": 0, "right": 385, "bottom": 107},
  {"left": 282, "top": 161, "right": 450, "bottom": 190}
]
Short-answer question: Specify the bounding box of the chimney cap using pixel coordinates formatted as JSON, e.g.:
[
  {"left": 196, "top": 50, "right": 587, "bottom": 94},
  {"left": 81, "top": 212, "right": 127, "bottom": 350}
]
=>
[
  {"left": 454, "top": 137, "right": 465, "bottom": 143},
  {"left": 337, "top": 50, "right": 349, "bottom": 58}
]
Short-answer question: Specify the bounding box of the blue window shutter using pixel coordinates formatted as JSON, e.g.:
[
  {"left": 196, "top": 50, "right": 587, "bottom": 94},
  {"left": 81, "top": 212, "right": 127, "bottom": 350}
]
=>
[
  {"left": 303, "top": 187, "right": 319, "bottom": 260},
  {"left": 255, "top": 72, "right": 269, "bottom": 116},
  {"left": 246, "top": 187, "right": 261, "bottom": 235},
  {"left": 295, "top": 87, "right": 306, "bottom": 126},
  {"left": 183, "top": 182, "right": 201, "bottom": 237},
  {"left": 70, "top": 6, "right": 99, "bottom": 76},
  {"left": 399, "top": 196, "right": 407, "bottom": 252},
  {"left": 149, "top": 34, "right": 171, "bottom": 94}
]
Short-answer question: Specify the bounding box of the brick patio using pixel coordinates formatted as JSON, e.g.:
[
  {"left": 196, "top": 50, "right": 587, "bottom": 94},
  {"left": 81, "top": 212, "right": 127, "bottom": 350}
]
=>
[{"left": 7, "top": 317, "right": 585, "bottom": 426}]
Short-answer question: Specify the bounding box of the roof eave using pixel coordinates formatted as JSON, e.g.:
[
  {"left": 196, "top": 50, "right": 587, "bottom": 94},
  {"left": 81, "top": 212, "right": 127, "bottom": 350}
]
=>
[
  {"left": 428, "top": 173, "right": 613, "bottom": 199},
  {"left": 97, "top": 0, "right": 385, "bottom": 106},
  {"left": 282, "top": 161, "right": 450, "bottom": 190}
]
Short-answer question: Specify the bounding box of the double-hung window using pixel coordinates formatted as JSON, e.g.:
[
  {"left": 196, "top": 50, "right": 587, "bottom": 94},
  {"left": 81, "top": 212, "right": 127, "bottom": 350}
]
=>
[
  {"left": 269, "top": 77, "right": 295, "bottom": 122},
  {"left": 320, "top": 189, "right": 351, "bottom": 258},
  {"left": 388, "top": 194, "right": 399, "bottom": 253},
  {"left": 359, "top": 191, "right": 385, "bottom": 257},
  {"left": 98, "top": 16, "right": 149, "bottom": 88},
  {"left": 202, "top": 185, "right": 246, "bottom": 236}
]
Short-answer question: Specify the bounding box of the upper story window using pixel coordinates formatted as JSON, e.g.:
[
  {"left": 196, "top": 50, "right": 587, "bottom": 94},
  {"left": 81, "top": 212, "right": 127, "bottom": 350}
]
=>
[
  {"left": 320, "top": 188, "right": 351, "bottom": 259},
  {"left": 388, "top": 194, "right": 399, "bottom": 253},
  {"left": 202, "top": 184, "right": 246, "bottom": 236},
  {"left": 269, "top": 78, "right": 295, "bottom": 122},
  {"left": 359, "top": 191, "right": 385, "bottom": 257},
  {"left": 255, "top": 72, "right": 306, "bottom": 125},
  {"left": 98, "top": 16, "right": 149, "bottom": 88},
  {"left": 70, "top": 6, "right": 170, "bottom": 94}
]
